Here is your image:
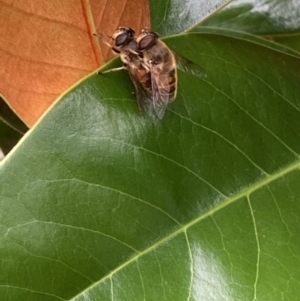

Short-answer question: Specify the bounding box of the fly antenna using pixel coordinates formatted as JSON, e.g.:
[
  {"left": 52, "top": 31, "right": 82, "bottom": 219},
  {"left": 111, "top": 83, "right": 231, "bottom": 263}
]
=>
[{"left": 93, "top": 32, "right": 113, "bottom": 48}]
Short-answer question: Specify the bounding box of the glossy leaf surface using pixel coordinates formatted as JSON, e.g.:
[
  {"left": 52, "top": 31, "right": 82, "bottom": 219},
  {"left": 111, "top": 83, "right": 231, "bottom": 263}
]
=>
[
  {"left": 201, "top": 0, "right": 300, "bottom": 35},
  {"left": 1, "top": 28, "right": 300, "bottom": 300},
  {"left": 149, "top": 0, "right": 232, "bottom": 36}
]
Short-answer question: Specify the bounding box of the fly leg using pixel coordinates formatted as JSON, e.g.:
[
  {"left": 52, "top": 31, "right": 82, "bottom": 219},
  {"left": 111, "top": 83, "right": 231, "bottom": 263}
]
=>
[
  {"left": 98, "top": 65, "right": 126, "bottom": 75},
  {"left": 93, "top": 32, "right": 125, "bottom": 74},
  {"left": 93, "top": 33, "right": 120, "bottom": 54}
]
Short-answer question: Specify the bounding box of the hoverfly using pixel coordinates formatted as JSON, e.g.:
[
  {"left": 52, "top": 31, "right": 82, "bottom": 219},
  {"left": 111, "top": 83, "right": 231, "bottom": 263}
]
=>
[
  {"left": 136, "top": 28, "right": 206, "bottom": 119},
  {"left": 94, "top": 27, "right": 205, "bottom": 119},
  {"left": 94, "top": 27, "right": 152, "bottom": 114}
]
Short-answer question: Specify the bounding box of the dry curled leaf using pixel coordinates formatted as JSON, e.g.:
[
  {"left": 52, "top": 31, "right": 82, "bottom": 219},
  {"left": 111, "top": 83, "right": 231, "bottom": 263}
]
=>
[{"left": 0, "top": 0, "right": 149, "bottom": 127}]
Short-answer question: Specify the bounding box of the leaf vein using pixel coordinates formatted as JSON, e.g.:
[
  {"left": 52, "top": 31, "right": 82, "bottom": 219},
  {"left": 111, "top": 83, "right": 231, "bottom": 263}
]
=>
[
  {"left": 169, "top": 109, "right": 268, "bottom": 176},
  {"left": 247, "top": 195, "right": 260, "bottom": 301},
  {"left": 96, "top": 137, "right": 227, "bottom": 198},
  {"left": 202, "top": 78, "right": 299, "bottom": 157}
]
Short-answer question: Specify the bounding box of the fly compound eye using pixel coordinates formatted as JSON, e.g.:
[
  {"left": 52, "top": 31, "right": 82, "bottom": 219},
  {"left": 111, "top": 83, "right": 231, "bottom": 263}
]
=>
[
  {"left": 138, "top": 32, "right": 159, "bottom": 51},
  {"left": 115, "top": 32, "right": 131, "bottom": 47},
  {"left": 138, "top": 35, "right": 155, "bottom": 50}
]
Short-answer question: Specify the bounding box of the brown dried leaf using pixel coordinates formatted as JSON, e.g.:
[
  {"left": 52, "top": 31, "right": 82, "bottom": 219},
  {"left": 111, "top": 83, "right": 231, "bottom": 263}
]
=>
[{"left": 0, "top": 0, "right": 150, "bottom": 127}]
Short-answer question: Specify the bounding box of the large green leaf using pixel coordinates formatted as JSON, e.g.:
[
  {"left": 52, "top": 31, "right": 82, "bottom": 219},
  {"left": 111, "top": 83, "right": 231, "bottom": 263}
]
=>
[
  {"left": 1, "top": 27, "right": 300, "bottom": 300},
  {"left": 273, "top": 35, "right": 300, "bottom": 54},
  {"left": 149, "top": 0, "right": 232, "bottom": 36},
  {"left": 200, "top": 0, "right": 300, "bottom": 55},
  {"left": 201, "top": 0, "right": 300, "bottom": 35}
]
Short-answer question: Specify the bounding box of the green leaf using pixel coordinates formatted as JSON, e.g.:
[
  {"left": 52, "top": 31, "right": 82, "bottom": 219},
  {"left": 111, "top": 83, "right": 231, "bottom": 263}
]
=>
[
  {"left": 273, "top": 34, "right": 300, "bottom": 54},
  {"left": 201, "top": 0, "right": 300, "bottom": 35},
  {"left": 149, "top": 0, "right": 232, "bottom": 36},
  {"left": 1, "top": 28, "right": 300, "bottom": 300}
]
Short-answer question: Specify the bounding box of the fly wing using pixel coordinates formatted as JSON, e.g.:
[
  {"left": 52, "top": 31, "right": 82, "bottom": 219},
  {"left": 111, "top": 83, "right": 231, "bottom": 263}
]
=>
[
  {"left": 175, "top": 52, "right": 206, "bottom": 78},
  {"left": 127, "top": 64, "right": 154, "bottom": 117},
  {"left": 150, "top": 64, "right": 175, "bottom": 119},
  {"left": 150, "top": 69, "right": 168, "bottom": 119}
]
